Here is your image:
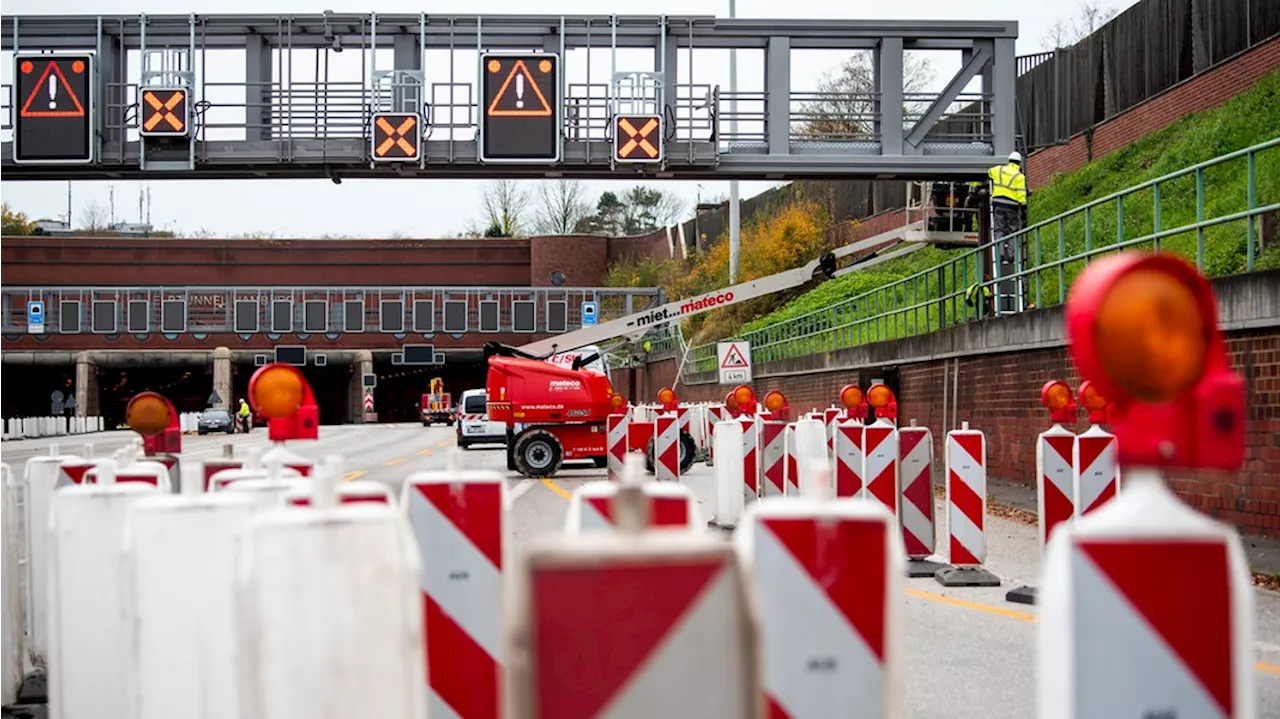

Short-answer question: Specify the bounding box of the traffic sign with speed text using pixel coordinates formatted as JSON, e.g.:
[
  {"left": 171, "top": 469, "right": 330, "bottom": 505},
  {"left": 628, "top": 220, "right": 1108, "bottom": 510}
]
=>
[
  {"left": 370, "top": 112, "right": 421, "bottom": 162},
  {"left": 12, "top": 53, "right": 94, "bottom": 164},
  {"left": 140, "top": 88, "right": 190, "bottom": 137},
  {"left": 479, "top": 52, "right": 560, "bottom": 163},
  {"left": 614, "top": 114, "right": 662, "bottom": 163},
  {"left": 717, "top": 341, "right": 753, "bottom": 384}
]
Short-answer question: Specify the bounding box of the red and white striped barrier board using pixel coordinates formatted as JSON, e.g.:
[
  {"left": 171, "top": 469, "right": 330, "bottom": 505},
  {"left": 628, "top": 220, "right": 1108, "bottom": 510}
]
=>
[
  {"left": 677, "top": 405, "right": 691, "bottom": 435},
  {"left": 201, "top": 459, "right": 243, "bottom": 492},
  {"left": 1038, "top": 424, "right": 1077, "bottom": 550},
  {"left": 261, "top": 444, "right": 314, "bottom": 476},
  {"left": 285, "top": 480, "right": 394, "bottom": 506},
  {"left": 833, "top": 420, "right": 864, "bottom": 498},
  {"left": 607, "top": 413, "right": 630, "bottom": 482},
  {"left": 705, "top": 405, "right": 725, "bottom": 465},
  {"left": 898, "top": 423, "right": 935, "bottom": 559},
  {"left": 403, "top": 467, "right": 505, "bottom": 719},
  {"left": 47, "top": 474, "right": 158, "bottom": 718},
  {"left": 655, "top": 414, "right": 680, "bottom": 482},
  {"left": 740, "top": 416, "right": 760, "bottom": 498},
  {"left": 115, "top": 459, "right": 173, "bottom": 491},
  {"left": 862, "top": 418, "right": 900, "bottom": 518},
  {"left": 1074, "top": 424, "right": 1120, "bottom": 518},
  {"left": 737, "top": 498, "right": 904, "bottom": 719},
  {"left": 1037, "top": 471, "right": 1254, "bottom": 719},
  {"left": 566, "top": 480, "right": 704, "bottom": 533},
  {"left": 823, "top": 408, "right": 841, "bottom": 452},
  {"left": 760, "top": 420, "right": 787, "bottom": 497},
  {"left": 239, "top": 471, "right": 424, "bottom": 719},
  {"left": 783, "top": 424, "right": 800, "bottom": 495},
  {"left": 19, "top": 449, "right": 85, "bottom": 670},
  {"left": 125, "top": 492, "right": 260, "bottom": 719},
  {"left": 936, "top": 423, "right": 1000, "bottom": 587},
  {"left": 57, "top": 459, "right": 98, "bottom": 487},
  {"left": 791, "top": 419, "right": 829, "bottom": 498},
  {"left": 712, "top": 420, "right": 745, "bottom": 528},
  {"left": 505, "top": 534, "right": 758, "bottom": 718},
  {"left": 209, "top": 465, "right": 304, "bottom": 493}
]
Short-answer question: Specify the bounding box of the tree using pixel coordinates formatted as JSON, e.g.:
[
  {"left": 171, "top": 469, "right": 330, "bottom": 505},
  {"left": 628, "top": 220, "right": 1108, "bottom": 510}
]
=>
[
  {"left": 2, "top": 203, "right": 36, "bottom": 236},
  {"left": 532, "top": 180, "right": 591, "bottom": 234},
  {"left": 576, "top": 186, "right": 686, "bottom": 236},
  {"left": 79, "top": 201, "right": 109, "bottom": 234},
  {"left": 1041, "top": 1, "right": 1120, "bottom": 50},
  {"left": 797, "top": 52, "right": 935, "bottom": 139},
  {"left": 471, "top": 180, "right": 529, "bottom": 237}
]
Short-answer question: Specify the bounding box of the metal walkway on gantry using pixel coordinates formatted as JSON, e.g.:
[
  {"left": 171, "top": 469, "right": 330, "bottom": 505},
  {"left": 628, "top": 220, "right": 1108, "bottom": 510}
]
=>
[{"left": 0, "top": 13, "right": 1018, "bottom": 181}]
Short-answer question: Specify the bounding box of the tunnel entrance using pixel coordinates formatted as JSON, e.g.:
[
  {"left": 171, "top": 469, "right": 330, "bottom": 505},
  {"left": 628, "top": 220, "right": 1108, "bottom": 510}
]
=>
[
  {"left": 1, "top": 364, "right": 77, "bottom": 420},
  {"left": 372, "top": 359, "right": 488, "bottom": 424},
  {"left": 96, "top": 365, "right": 214, "bottom": 429},
  {"left": 232, "top": 361, "right": 354, "bottom": 426}
]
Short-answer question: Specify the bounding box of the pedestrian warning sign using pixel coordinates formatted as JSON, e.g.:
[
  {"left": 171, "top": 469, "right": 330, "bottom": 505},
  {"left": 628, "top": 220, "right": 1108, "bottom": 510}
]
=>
[
  {"left": 717, "top": 341, "right": 753, "bottom": 384},
  {"left": 19, "top": 58, "right": 87, "bottom": 118},
  {"left": 486, "top": 59, "right": 553, "bottom": 117}
]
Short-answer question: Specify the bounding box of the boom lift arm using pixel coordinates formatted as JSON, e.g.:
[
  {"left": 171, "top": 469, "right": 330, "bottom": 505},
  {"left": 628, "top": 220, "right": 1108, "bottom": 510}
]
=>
[{"left": 514, "top": 234, "right": 926, "bottom": 357}]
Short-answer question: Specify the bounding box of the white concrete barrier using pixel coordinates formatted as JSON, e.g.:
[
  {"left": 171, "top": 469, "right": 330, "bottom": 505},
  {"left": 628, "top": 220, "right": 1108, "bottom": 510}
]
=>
[
  {"left": 20, "top": 445, "right": 86, "bottom": 671},
  {"left": 124, "top": 491, "right": 260, "bottom": 719},
  {"left": 712, "top": 420, "right": 745, "bottom": 529},
  {"left": 237, "top": 459, "right": 425, "bottom": 719},
  {"left": 565, "top": 479, "right": 705, "bottom": 534},
  {"left": 2, "top": 463, "right": 22, "bottom": 706},
  {"left": 47, "top": 461, "right": 158, "bottom": 719},
  {"left": 2, "top": 415, "right": 107, "bottom": 439}
]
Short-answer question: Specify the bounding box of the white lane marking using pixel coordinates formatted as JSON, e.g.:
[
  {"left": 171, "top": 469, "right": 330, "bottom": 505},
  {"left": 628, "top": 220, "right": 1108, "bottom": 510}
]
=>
[{"left": 505, "top": 480, "right": 537, "bottom": 508}]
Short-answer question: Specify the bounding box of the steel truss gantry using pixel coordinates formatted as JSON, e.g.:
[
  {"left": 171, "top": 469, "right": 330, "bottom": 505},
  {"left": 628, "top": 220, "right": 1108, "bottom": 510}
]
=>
[{"left": 1, "top": 13, "right": 1018, "bottom": 181}]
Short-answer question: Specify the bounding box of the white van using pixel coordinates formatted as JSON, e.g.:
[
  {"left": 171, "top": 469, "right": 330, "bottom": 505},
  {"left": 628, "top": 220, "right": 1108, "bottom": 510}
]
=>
[{"left": 456, "top": 388, "right": 507, "bottom": 449}]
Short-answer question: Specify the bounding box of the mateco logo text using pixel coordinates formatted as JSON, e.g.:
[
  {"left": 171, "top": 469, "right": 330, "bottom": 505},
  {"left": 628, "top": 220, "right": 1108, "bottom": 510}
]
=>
[
  {"left": 630, "top": 291, "right": 735, "bottom": 328},
  {"left": 548, "top": 379, "right": 583, "bottom": 392}
]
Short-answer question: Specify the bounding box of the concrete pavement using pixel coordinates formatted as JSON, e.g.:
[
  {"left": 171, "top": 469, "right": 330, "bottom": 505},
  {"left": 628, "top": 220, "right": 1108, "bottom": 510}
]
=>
[{"left": 3, "top": 423, "right": 1277, "bottom": 718}]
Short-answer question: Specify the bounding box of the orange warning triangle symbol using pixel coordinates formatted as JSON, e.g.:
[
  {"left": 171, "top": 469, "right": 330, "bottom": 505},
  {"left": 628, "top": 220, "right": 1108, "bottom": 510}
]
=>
[
  {"left": 721, "top": 344, "right": 749, "bottom": 369},
  {"left": 20, "top": 60, "right": 86, "bottom": 118},
  {"left": 487, "top": 59, "right": 552, "bottom": 117}
]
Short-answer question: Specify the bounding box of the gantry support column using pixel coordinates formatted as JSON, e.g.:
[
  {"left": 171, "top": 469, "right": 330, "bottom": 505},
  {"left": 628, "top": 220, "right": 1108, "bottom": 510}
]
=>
[
  {"left": 212, "top": 346, "right": 232, "bottom": 410},
  {"left": 349, "top": 350, "right": 374, "bottom": 423},
  {"left": 74, "top": 352, "right": 99, "bottom": 418},
  {"left": 245, "top": 35, "right": 273, "bottom": 142}
]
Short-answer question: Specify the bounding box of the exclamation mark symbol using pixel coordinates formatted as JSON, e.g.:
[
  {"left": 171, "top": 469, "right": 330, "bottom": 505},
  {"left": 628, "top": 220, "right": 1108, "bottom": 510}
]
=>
[
  {"left": 516, "top": 72, "right": 524, "bottom": 109},
  {"left": 48, "top": 74, "right": 57, "bottom": 110}
]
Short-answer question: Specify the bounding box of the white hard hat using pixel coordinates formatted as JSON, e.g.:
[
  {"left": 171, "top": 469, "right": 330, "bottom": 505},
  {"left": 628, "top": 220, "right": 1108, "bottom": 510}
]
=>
[{"left": 1008, "top": 151, "right": 1024, "bottom": 164}]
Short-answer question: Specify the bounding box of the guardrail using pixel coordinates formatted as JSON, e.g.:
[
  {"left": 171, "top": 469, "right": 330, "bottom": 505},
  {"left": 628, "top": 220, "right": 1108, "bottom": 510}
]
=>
[
  {"left": 3, "top": 416, "right": 106, "bottom": 440},
  {"left": 687, "top": 138, "right": 1280, "bottom": 374}
]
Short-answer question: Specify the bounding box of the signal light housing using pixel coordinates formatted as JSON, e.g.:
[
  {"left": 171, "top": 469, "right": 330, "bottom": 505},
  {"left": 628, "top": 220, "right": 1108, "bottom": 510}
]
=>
[
  {"left": 865, "top": 383, "right": 898, "bottom": 421},
  {"left": 1066, "top": 252, "right": 1243, "bottom": 470},
  {"left": 248, "top": 362, "right": 320, "bottom": 442},
  {"left": 762, "top": 390, "right": 791, "bottom": 421},
  {"left": 1040, "top": 380, "right": 1077, "bottom": 425},
  {"left": 610, "top": 392, "right": 628, "bottom": 411},
  {"left": 838, "top": 384, "right": 867, "bottom": 420},
  {"left": 125, "top": 391, "right": 181, "bottom": 455},
  {"left": 657, "top": 387, "right": 678, "bottom": 410},
  {"left": 733, "top": 385, "right": 758, "bottom": 416},
  {"left": 1077, "top": 380, "right": 1114, "bottom": 425}
]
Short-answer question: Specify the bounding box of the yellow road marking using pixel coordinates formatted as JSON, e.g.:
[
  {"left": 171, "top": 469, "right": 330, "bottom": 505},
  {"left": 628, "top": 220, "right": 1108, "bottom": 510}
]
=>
[
  {"left": 382, "top": 457, "right": 406, "bottom": 466},
  {"left": 541, "top": 478, "right": 573, "bottom": 500},
  {"left": 417, "top": 448, "right": 433, "bottom": 456},
  {"left": 343, "top": 470, "right": 366, "bottom": 482},
  {"left": 437, "top": 440, "right": 451, "bottom": 447},
  {"left": 536, "top": 482, "right": 1280, "bottom": 676}
]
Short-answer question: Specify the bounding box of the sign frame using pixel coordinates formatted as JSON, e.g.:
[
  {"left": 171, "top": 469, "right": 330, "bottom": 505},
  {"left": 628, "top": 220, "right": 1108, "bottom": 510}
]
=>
[
  {"left": 27, "top": 300, "right": 45, "bottom": 334},
  {"left": 138, "top": 86, "right": 191, "bottom": 138},
  {"left": 613, "top": 113, "right": 663, "bottom": 164},
  {"left": 717, "top": 341, "right": 753, "bottom": 385},
  {"left": 11, "top": 52, "right": 96, "bottom": 165},
  {"left": 477, "top": 51, "right": 562, "bottom": 165},
  {"left": 369, "top": 111, "right": 422, "bottom": 163}
]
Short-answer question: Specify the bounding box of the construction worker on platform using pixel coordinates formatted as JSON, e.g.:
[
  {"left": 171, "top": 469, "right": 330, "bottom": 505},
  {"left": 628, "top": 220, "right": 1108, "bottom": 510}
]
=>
[
  {"left": 985, "top": 151, "right": 1029, "bottom": 314},
  {"left": 237, "top": 398, "right": 252, "bottom": 433}
]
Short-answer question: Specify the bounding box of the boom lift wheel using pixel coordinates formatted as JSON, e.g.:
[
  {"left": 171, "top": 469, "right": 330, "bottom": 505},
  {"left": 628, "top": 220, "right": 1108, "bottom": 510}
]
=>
[
  {"left": 644, "top": 430, "right": 697, "bottom": 475},
  {"left": 512, "top": 428, "right": 565, "bottom": 479}
]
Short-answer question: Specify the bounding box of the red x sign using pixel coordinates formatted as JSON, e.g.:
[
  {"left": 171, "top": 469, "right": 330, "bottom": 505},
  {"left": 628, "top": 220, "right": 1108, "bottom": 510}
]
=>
[
  {"left": 140, "top": 88, "right": 188, "bottom": 136},
  {"left": 372, "top": 113, "right": 420, "bottom": 161},
  {"left": 615, "top": 115, "right": 662, "bottom": 163}
]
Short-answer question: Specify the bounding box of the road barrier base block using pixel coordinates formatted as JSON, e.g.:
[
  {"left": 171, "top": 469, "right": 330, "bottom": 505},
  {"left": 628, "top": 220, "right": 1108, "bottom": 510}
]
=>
[
  {"left": 935, "top": 565, "right": 1001, "bottom": 587},
  {"left": 905, "top": 558, "right": 950, "bottom": 578},
  {"left": 1005, "top": 585, "right": 1037, "bottom": 605}
]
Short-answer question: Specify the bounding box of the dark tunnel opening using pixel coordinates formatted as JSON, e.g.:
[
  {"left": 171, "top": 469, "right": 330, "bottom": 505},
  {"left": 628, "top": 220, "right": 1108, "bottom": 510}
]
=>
[{"left": 371, "top": 360, "right": 488, "bottom": 424}]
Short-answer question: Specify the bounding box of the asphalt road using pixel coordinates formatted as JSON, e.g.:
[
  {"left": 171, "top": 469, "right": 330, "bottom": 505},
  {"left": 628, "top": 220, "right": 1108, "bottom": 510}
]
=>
[{"left": 3, "top": 423, "right": 1278, "bottom": 718}]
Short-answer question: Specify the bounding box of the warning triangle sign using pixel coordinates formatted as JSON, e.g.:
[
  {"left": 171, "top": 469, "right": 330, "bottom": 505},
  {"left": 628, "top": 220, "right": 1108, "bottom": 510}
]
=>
[
  {"left": 720, "top": 344, "right": 749, "bottom": 369},
  {"left": 487, "top": 59, "right": 552, "bottom": 117},
  {"left": 20, "top": 60, "right": 86, "bottom": 118}
]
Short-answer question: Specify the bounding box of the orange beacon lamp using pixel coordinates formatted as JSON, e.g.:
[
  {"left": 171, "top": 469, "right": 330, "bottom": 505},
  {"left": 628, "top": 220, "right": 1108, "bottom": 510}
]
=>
[{"left": 248, "top": 362, "right": 320, "bottom": 442}]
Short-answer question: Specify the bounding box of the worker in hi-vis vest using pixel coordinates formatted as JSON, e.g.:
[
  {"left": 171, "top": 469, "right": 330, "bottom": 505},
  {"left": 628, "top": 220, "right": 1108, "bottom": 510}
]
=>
[{"left": 988, "top": 151, "right": 1028, "bottom": 259}]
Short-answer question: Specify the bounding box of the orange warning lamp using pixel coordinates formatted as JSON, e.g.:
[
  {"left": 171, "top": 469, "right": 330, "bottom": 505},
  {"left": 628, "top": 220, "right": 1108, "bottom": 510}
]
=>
[
  {"left": 1040, "top": 380, "right": 1077, "bottom": 424},
  {"left": 762, "top": 390, "right": 791, "bottom": 421},
  {"left": 248, "top": 362, "right": 320, "bottom": 442},
  {"left": 838, "top": 384, "right": 867, "bottom": 419},
  {"left": 866, "top": 383, "right": 898, "bottom": 421},
  {"left": 1066, "top": 252, "right": 1244, "bottom": 470},
  {"left": 609, "top": 392, "right": 628, "bottom": 412},
  {"left": 723, "top": 390, "right": 742, "bottom": 418},
  {"left": 733, "top": 385, "right": 758, "bottom": 416},
  {"left": 125, "top": 391, "right": 182, "bottom": 455},
  {"left": 1077, "top": 381, "right": 1115, "bottom": 425},
  {"left": 657, "top": 387, "right": 678, "bottom": 411}
]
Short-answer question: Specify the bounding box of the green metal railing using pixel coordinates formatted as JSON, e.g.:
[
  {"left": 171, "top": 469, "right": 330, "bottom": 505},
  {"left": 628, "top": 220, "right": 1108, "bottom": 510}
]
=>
[{"left": 687, "top": 138, "right": 1280, "bottom": 375}]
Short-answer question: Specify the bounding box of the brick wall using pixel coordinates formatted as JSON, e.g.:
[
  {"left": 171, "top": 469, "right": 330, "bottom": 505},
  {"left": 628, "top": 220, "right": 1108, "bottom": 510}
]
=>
[
  {"left": 527, "top": 235, "right": 609, "bottom": 287},
  {"left": 663, "top": 327, "right": 1280, "bottom": 539},
  {"left": 1027, "top": 35, "right": 1280, "bottom": 189}
]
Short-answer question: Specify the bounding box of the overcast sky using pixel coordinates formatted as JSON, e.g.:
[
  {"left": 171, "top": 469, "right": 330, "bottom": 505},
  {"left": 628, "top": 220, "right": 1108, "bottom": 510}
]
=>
[{"left": 0, "top": 0, "right": 1137, "bottom": 237}]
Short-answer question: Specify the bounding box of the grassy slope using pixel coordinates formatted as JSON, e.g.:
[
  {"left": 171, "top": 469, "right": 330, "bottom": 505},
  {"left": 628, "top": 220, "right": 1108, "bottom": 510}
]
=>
[{"left": 735, "top": 68, "right": 1280, "bottom": 337}]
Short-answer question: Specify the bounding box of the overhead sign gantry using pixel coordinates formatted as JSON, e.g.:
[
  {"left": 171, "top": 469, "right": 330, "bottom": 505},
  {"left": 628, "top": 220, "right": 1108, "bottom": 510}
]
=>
[{"left": 1, "top": 12, "right": 1019, "bottom": 181}]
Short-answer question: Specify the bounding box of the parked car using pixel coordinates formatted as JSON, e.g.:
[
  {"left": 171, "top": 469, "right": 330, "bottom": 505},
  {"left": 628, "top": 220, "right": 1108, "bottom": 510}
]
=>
[
  {"left": 456, "top": 389, "right": 507, "bottom": 449},
  {"left": 197, "top": 408, "right": 235, "bottom": 435}
]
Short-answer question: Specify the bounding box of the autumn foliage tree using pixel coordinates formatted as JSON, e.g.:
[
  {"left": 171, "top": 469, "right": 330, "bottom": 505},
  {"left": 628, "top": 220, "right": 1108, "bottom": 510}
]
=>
[{"left": 2, "top": 203, "right": 36, "bottom": 236}]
